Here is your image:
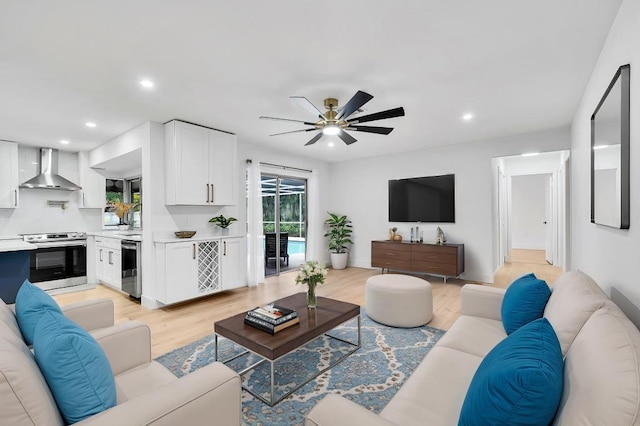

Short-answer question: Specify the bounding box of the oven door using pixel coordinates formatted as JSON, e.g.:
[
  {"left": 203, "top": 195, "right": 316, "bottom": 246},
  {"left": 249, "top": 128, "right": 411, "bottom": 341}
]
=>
[{"left": 29, "top": 242, "right": 87, "bottom": 285}]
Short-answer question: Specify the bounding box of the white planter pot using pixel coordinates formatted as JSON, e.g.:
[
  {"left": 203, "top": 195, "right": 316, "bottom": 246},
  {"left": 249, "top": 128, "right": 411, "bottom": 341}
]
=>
[{"left": 330, "top": 252, "right": 349, "bottom": 270}]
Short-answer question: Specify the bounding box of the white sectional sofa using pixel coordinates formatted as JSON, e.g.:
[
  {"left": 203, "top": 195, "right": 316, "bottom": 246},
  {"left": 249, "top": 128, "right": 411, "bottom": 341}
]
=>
[
  {"left": 306, "top": 270, "right": 640, "bottom": 425},
  {"left": 0, "top": 296, "right": 241, "bottom": 425}
]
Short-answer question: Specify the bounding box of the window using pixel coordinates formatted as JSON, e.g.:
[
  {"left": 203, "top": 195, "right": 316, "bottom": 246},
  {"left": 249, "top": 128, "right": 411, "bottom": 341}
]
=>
[{"left": 103, "top": 177, "right": 142, "bottom": 228}]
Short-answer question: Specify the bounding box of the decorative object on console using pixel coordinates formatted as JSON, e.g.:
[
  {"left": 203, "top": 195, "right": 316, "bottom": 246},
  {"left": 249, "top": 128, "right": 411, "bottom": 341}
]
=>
[
  {"left": 259, "top": 90, "right": 405, "bottom": 146},
  {"left": 324, "top": 212, "right": 353, "bottom": 269},
  {"left": 209, "top": 214, "right": 237, "bottom": 229},
  {"left": 435, "top": 226, "right": 446, "bottom": 244},
  {"left": 294, "top": 260, "right": 327, "bottom": 308},
  {"left": 174, "top": 231, "right": 197, "bottom": 239}
]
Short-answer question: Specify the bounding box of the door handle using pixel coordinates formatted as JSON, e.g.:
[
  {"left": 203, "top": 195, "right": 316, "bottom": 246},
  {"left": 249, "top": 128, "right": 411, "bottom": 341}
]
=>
[
  {"left": 206, "top": 184, "right": 210, "bottom": 203},
  {"left": 543, "top": 221, "right": 548, "bottom": 224},
  {"left": 193, "top": 243, "right": 196, "bottom": 259}
]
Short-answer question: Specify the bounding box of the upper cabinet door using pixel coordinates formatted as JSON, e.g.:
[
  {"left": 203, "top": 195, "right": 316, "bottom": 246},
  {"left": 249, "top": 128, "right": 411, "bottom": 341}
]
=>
[
  {"left": 0, "top": 141, "right": 19, "bottom": 208},
  {"left": 165, "top": 120, "right": 237, "bottom": 206},
  {"left": 209, "top": 130, "right": 237, "bottom": 206},
  {"left": 165, "top": 120, "right": 211, "bottom": 205}
]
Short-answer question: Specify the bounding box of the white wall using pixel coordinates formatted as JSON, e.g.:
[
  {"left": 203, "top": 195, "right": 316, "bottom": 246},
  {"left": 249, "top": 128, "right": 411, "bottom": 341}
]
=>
[
  {"left": 329, "top": 126, "right": 571, "bottom": 283},
  {"left": 510, "top": 174, "right": 547, "bottom": 249},
  {"left": 570, "top": 0, "right": 640, "bottom": 301}
]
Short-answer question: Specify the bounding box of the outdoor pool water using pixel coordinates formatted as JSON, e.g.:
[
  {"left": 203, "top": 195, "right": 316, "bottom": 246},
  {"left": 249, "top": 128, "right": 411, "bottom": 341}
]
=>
[{"left": 288, "top": 239, "right": 306, "bottom": 255}]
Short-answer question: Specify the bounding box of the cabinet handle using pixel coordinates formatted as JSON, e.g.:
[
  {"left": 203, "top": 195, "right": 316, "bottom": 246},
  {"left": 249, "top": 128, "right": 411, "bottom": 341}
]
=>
[
  {"left": 99, "top": 248, "right": 103, "bottom": 262},
  {"left": 82, "top": 192, "right": 86, "bottom": 207},
  {"left": 206, "top": 184, "right": 210, "bottom": 203},
  {"left": 14, "top": 189, "right": 18, "bottom": 207},
  {"left": 223, "top": 241, "right": 226, "bottom": 256},
  {"left": 192, "top": 243, "right": 196, "bottom": 259},
  {"left": 210, "top": 184, "right": 214, "bottom": 204},
  {"left": 108, "top": 251, "right": 113, "bottom": 265}
]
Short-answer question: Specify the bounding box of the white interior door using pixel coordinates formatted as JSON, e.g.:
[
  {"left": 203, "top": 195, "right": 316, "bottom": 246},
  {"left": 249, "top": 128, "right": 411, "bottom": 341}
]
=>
[{"left": 544, "top": 175, "right": 554, "bottom": 264}]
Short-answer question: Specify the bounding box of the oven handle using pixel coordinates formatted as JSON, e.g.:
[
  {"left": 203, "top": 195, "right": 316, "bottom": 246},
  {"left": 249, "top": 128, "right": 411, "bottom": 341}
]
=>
[{"left": 32, "top": 241, "right": 87, "bottom": 248}]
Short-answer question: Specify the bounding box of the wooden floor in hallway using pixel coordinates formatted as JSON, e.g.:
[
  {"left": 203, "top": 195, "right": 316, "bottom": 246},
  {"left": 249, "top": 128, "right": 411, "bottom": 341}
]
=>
[{"left": 493, "top": 248, "right": 562, "bottom": 287}]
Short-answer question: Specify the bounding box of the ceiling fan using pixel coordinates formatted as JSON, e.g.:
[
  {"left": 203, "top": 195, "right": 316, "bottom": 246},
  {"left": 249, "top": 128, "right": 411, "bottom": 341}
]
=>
[{"left": 259, "top": 90, "right": 405, "bottom": 146}]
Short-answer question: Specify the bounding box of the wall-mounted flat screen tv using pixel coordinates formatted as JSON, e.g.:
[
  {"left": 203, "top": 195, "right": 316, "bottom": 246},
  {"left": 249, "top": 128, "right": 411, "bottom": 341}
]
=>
[{"left": 389, "top": 174, "right": 455, "bottom": 223}]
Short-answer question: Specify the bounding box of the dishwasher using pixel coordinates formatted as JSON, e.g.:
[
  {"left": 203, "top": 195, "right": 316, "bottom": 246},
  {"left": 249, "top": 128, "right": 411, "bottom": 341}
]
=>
[{"left": 121, "top": 239, "right": 141, "bottom": 298}]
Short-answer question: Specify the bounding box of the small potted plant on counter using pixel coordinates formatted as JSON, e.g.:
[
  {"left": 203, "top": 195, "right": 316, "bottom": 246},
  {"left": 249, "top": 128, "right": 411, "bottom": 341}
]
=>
[
  {"left": 209, "top": 214, "right": 237, "bottom": 233},
  {"left": 324, "top": 212, "right": 353, "bottom": 270}
]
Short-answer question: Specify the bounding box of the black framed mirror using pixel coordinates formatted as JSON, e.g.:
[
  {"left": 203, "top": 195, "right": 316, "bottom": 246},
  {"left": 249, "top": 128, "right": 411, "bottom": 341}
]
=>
[{"left": 591, "top": 64, "right": 630, "bottom": 229}]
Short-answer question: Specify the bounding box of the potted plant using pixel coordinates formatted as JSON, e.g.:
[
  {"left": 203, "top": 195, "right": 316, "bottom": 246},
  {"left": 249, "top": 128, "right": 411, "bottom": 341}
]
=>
[
  {"left": 324, "top": 212, "right": 353, "bottom": 270},
  {"left": 209, "top": 214, "right": 237, "bottom": 232}
]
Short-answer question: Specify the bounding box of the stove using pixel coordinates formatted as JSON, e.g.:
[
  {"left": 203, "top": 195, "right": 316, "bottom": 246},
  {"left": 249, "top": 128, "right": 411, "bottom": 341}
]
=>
[
  {"left": 22, "top": 232, "right": 87, "bottom": 291},
  {"left": 23, "top": 232, "right": 87, "bottom": 243}
]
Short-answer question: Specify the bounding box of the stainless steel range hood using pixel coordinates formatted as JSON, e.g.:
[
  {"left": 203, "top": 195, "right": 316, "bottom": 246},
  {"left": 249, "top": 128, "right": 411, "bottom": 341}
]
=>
[{"left": 20, "top": 148, "right": 82, "bottom": 191}]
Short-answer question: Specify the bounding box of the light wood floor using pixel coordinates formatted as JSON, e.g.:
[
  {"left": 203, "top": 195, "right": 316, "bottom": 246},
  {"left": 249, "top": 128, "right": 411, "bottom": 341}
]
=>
[
  {"left": 52, "top": 269, "right": 483, "bottom": 358},
  {"left": 493, "top": 249, "right": 562, "bottom": 287}
]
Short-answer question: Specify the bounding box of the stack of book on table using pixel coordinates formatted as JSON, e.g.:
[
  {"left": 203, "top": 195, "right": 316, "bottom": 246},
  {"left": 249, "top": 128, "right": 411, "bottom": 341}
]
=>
[{"left": 244, "top": 304, "right": 299, "bottom": 335}]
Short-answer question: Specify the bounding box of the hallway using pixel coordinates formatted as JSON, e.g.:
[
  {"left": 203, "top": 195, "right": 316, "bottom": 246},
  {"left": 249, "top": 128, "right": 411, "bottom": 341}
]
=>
[{"left": 493, "top": 249, "right": 562, "bottom": 288}]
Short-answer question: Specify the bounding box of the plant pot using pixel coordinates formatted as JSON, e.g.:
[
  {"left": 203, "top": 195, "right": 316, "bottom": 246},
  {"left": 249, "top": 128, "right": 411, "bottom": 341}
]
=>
[{"left": 330, "top": 252, "right": 348, "bottom": 270}]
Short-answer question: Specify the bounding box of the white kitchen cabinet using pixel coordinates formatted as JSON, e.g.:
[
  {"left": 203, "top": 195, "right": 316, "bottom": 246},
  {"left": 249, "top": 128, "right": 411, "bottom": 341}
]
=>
[
  {"left": 0, "top": 141, "right": 19, "bottom": 208},
  {"left": 220, "top": 237, "right": 245, "bottom": 290},
  {"left": 78, "top": 151, "right": 106, "bottom": 208},
  {"left": 95, "top": 237, "right": 122, "bottom": 290},
  {"left": 156, "top": 237, "right": 245, "bottom": 305},
  {"left": 164, "top": 120, "right": 237, "bottom": 206}
]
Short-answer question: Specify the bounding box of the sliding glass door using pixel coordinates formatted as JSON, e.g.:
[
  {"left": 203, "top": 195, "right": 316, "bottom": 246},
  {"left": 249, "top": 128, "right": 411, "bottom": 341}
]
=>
[{"left": 261, "top": 174, "right": 307, "bottom": 276}]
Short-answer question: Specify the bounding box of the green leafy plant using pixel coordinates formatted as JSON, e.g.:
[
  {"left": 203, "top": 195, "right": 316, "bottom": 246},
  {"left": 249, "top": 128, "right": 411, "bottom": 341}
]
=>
[
  {"left": 209, "top": 214, "right": 237, "bottom": 229},
  {"left": 323, "top": 212, "right": 353, "bottom": 254}
]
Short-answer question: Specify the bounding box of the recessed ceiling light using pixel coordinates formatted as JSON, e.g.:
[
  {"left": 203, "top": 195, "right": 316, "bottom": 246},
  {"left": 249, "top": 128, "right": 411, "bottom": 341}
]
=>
[
  {"left": 328, "top": 141, "right": 335, "bottom": 147},
  {"left": 85, "top": 122, "right": 97, "bottom": 128},
  {"left": 522, "top": 152, "right": 539, "bottom": 157},
  {"left": 140, "top": 79, "right": 154, "bottom": 88},
  {"left": 60, "top": 140, "right": 70, "bottom": 145},
  {"left": 462, "top": 113, "right": 474, "bottom": 121}
]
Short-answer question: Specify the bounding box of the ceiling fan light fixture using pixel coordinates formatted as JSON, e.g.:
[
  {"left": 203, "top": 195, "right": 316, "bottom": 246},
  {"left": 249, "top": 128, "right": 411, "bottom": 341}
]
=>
[{"left": 322, "top": 125, "right": 340, "bottom": 136}]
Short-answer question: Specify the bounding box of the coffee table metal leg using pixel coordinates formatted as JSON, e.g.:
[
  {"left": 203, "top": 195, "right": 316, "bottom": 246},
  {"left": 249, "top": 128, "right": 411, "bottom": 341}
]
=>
[
  {"left": 214, "top": 334, "right": 218, "bottom": 361},
  {"left": 270, "top": 360, "right": 275, "bottom": 405}
]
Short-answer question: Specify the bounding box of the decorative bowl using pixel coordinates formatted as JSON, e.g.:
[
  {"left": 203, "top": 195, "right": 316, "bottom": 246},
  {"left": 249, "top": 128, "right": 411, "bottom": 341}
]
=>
[{"left": 175, "top": 231, "right": 196, "bottom": 239}]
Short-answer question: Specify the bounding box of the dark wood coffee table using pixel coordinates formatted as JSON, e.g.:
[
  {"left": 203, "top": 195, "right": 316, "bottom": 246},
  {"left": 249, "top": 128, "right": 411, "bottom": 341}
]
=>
[{"left": 214, "top": 293, "right": 361, "bottom": 405}]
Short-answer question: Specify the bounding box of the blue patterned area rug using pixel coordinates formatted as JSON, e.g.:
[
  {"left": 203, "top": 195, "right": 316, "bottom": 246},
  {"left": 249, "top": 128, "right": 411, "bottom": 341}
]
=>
[{"left": 155, "top": 309, "right": 444, "bottom": 425}]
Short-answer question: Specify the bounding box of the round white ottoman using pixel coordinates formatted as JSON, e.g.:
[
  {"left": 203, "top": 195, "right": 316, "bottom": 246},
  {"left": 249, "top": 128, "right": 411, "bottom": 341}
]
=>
[{"left": 365, "top": 274, "right": 433, "bottom": 327}]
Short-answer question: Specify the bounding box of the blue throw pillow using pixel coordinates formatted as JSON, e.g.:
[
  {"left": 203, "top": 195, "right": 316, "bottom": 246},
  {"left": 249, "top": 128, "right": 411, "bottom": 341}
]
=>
[
  {"left": 458, "top": 318, "right": 564, "bottom": 426},
  {"left": 501, "top": 273, "right": 551, "bottom": 334},
  {"left": 15, "top": 279, "right": 62, "bottom": 345},
  {"left": 33, "top": 310, "right": 117, "bottom": 424}
]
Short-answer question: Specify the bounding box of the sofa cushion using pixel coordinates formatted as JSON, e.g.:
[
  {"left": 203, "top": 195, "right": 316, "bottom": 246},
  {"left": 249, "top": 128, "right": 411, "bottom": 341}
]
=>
[
  {"left": 33, "top": 310, "right": 117, "bottom": 424},
  {"left": 501, "top": 273, "right": 551, "bottom": 334},
  {"left": 0, "top": 297, "right": 22, "bottom": 340},
  {"left": 553, "top": 301, "right": 640, "bottom": 425},
  {"left": 0, "top": 333, "right": 64, "bottom": 426},
  {"left": 458, "top": 318, "right": 564, "bottom": 426},
  {"left": 435, "top": 315, "right": 506, "bottom": 358},
  {"left": 14, "top": 280, "right": 62, "bottom": 345},
  {"left": 543, "top": 270, "right": 607, "bottom": 355}
]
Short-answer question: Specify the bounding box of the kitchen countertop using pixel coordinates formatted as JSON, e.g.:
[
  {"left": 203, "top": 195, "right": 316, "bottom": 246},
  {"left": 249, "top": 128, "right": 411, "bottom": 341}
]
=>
[
  {"left": 154, "top": 233, "right": 243, "bottom": 243},
  {"left": 87, "top": 231, "right": 142, "bottom": 242},
  {"left": 0, "top": 240, "right": 36, "bottom": 253}
]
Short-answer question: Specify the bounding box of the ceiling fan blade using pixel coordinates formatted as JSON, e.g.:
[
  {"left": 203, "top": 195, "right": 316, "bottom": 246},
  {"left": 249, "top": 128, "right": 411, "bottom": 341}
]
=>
[
  {"left": 269, "top": 128, "right": 316, "bottom": 136},
  {"left": 335, "top": 91, "right": 374, "bottom": 120},
  {"left": 347, "top": 125, "right": 394, "bottom": 135},
  {"left": 259, "top": 116, "right": 316, "bottom": 125},
  {"left": 305, "top": 132, "right": 324, "bottom": 146},
  {"left": 338, "top": 130, "right": 358, "bottom": 145},
  {"left": 347, "top": 107, "right": 405, "bottom": 124},
  {"left": 290, "top": 96, "right": 326, "bottom": 121}
]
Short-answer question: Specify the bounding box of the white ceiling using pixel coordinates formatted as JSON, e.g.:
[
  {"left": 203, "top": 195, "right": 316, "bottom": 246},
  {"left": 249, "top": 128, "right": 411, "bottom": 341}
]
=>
[{"left": 0, "top": 1, "right": 622, "bottom": 163}]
